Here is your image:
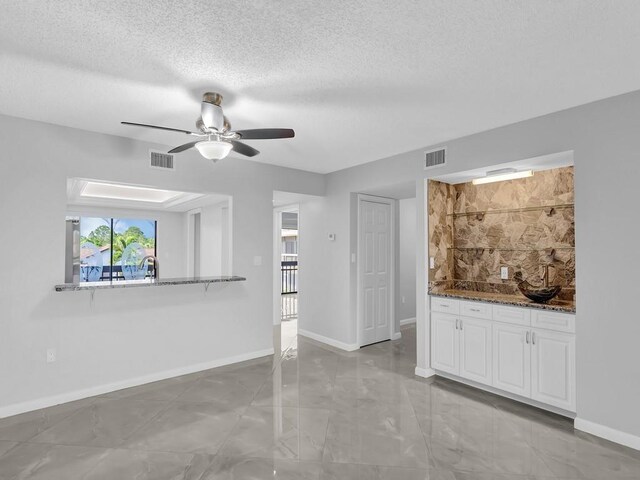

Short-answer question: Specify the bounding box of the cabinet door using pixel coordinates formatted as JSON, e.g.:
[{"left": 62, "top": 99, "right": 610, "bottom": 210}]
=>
[
  {"left": 531, "top": 329, "right": 576, "bottom": 412},
  {"left": 431, "top": 312, "right": 459, "bottom": 375},
  {"left": 492, "top": 323, "right": 530, "bottom": 397},
  {"left": 459, "top": 317, "right": 492, "bottom": 385}
]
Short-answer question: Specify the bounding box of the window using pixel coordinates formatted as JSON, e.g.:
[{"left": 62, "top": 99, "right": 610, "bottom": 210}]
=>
[{"left": 78, "top": 217, "right": 157, "bottom": 282}]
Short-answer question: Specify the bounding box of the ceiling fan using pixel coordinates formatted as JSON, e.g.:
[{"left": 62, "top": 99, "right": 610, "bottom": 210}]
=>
[{"left": 121, "top": 92, "right": 294, "bottom": 162}]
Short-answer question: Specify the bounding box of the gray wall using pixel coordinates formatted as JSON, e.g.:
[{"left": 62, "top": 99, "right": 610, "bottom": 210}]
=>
[
  {"left": 0, "top": 113, "right": 324, "bottom": 415},
  {"left": 301, "top": 89, "right": 640, "bottom": 441}
]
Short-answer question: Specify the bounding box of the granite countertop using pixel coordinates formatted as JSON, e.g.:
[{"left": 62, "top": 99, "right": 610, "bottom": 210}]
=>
[
  {"left": 55, "top": 276, "right": 246, "bottom": 292},
  {"left": 429, "top": 289, "right": 576, "bottom": 313}
]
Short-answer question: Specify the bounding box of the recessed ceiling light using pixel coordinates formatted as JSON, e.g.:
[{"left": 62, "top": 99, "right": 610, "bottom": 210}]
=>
[
  {"left": 472, "top": 169, "right": 533, "bottom": 185},
  {"left": 80, "top": 182, "right": 181, "bottom": 203}
]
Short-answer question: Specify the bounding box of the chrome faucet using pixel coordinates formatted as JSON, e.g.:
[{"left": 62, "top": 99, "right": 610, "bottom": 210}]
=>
[
  {"left": 140, "top": 255, "right": 159, "bottom": 280},
  {"left": 540, "top": 264, "right": 556, "bottom": 287}
]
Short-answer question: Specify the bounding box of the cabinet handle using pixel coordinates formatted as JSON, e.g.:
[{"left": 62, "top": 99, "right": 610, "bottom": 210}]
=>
[
  {"left": 532, "top": 332, "right": 536, "bottom": 345},
  {"left": 440, "top": 304, "right": 449, "bottom": 308},
  {"left": 525, "top": 331, "right": 530, "bottom": 344},
  {"left": 455, "top": 319, "right": 459, "bottom": 330},
  {"left": 460, "top": 320, "right": 463, "bottom": 330},
  {"left": 470, "top": 308, "right": 480, "bottom": 312}
]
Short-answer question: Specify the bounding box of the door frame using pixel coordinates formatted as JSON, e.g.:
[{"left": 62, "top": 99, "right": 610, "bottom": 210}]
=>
[
  {"left": 356, "top": 194, "right": 396, "bottom": 347},
  {"left": 273, "top": 204, "right": 300, "bottom": 326}
]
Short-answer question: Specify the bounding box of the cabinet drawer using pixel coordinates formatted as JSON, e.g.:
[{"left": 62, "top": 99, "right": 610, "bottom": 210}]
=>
[
  {"left": 531, "top": 310, "right": 575, "bottom": 333},
  {"left": 493, "top": 305, "right": 531, "bottom": 327},
  {"left": 431, "top": 297, "right": 459, "bottom": 314},
  {"left": 460, "top": 300, "right": 492, "bottom": 320}
]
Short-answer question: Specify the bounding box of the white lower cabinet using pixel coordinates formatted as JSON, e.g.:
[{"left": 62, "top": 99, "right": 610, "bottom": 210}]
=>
[
  {"left": 430, "top": 297, "right": 576, "bottom": 414},
  {"left": 431, "top": 312, "right": 459, "bottom": 374},
  {"left": 492, "top": 322, "right": 531, "bottom": 397},
  {"left": 459, "top": 317, "right": 492, "bottom": 385},
  {"left": 531, "top": 329, "right": 576, "bottom": 411},
  {"left": 431, "top": 313, "right": 492, "bottom": 385}
]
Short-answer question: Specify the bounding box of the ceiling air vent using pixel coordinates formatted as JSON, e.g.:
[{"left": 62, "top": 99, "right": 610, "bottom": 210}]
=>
[
  {"left": 149, "top": 150, "right": 175, "bottom": 170},
  {"left": 424, "top": 147, "right": 446, "bottom": 170}
]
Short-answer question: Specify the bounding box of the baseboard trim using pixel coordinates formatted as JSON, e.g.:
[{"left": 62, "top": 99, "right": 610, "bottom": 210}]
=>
[
  {"left": 298, "top": 329, "right": 359, "bottom": 352},
  {"left": 575, "top": 417, "right": 640, "bottom": 451},
  {"left": 400, "top": 317, "right": 416, "bottom": 326},
  {"left": 415, "top": 367, "right": 436, "bottom": 378},
  {"left": 391, "top": 331, "right": 402, "bottom": 340},
  {"left": 435, "top": 369, "right": 575, "bottom": 418},
  {"left": 0, "top": 347, "right": 275, "bottom": 419}
]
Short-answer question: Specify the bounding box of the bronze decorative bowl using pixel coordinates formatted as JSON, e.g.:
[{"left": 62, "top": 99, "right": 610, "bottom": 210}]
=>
[{"left": 517, "top": 284, "right": 562, "bottom": 303}]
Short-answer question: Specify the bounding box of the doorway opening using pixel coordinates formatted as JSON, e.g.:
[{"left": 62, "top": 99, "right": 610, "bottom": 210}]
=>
[
  {"left": 281, "top": 209, "right": 299, "bottom": 330},
  {"left": 274, "top": 205, "right": 299, "bottom": 352},
  {"left": 355, "top": 183, "right": 418, "bottom": 350},
  {"left": 279, "top": 209, "right": 298, "bottom": 351}
]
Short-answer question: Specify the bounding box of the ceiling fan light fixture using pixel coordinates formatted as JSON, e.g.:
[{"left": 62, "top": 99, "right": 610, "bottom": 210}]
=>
[
  {"left": 121, "top": 92, "right": 293, "bottom": 162},
  {"left": 195, "top": 140, "right": 232, "bottom": 160}
]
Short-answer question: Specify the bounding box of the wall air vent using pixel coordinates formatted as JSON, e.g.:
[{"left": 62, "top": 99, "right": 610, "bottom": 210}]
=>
[
  {"left": 424, "top": 147, "right": 446, "bottom": 169},
  {"left": 149, "top": 150, "right": 175, "bottom": 170}
]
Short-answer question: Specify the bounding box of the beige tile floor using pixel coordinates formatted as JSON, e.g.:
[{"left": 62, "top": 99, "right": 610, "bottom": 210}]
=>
[{"left": 1, "top": 324, "right": 639, "bottom": 479}]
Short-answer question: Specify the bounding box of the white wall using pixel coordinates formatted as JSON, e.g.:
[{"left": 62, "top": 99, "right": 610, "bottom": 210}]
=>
[
  {"left": 398, "top": 198, "right": 416, "bottom": 322},
  {"left": 67, "top": 205, "right": 187, "bottom": 278},
  {"left": 0, "top": 113, "right": 324, "bottom": 416},
  {"left": 301, "top": 89, "right": 640, "bottom": 446}
]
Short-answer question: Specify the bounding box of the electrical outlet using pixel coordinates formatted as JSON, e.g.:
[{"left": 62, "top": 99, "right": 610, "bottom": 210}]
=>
[
  {"left": 46, "top": 348, "right": 56, "bottom": 363},
  {"left": 402, "top": 296, "right": 406, "bottom": 304},
  {"left": 429, "top": 257, "right": 435, "bottom": 269},
  {"left": 500, "top": 266, "right": 509, "bottom": 280}
]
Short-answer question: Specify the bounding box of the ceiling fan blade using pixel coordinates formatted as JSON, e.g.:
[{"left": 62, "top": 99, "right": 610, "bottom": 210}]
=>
[
  {"left": 230, "top": 140, "right": 260, "bottom": 157},
  {"left": 168, "top": 141, "right": 199, "bottom": 154},
  {"left": 121, "top": 122, "right": 195, "bottom": 135},
  {"left": 235, "top": 128, "right": 295, "bottom": 140}
]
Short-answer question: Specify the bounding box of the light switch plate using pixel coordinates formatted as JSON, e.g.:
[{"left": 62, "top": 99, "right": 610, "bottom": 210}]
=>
[
  {"left": 46, "top": 348, "right": 56, "bottom": 363},
  {"left": 500, "top": 266, "right": 509, "bottom": 280},
  {"left": 429, "top": 257, "right": 435, "bottom": 269},
  {"left": 253, "top": 256, "right": 262, "bottom": 266}
]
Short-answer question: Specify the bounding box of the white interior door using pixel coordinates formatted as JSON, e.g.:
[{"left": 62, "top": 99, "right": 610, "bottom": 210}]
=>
[{"left": 359, "top": 199, "right": 392, "bottom": 346}]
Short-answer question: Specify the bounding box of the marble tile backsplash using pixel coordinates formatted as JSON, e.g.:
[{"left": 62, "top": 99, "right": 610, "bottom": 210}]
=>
[
  {"left": 453, "top": 165, "right": 574, "bottom": 212},
  {"left": 428, "top": 167, "right": 575, "bottom": 300},
  {"left": 427, "top": 180, "right": 453, "bottom": 283}
]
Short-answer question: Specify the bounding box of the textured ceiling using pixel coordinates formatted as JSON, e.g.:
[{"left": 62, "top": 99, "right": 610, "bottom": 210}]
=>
[{"left": 1, "top": 1, "right": 640, "bottom": 173}]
